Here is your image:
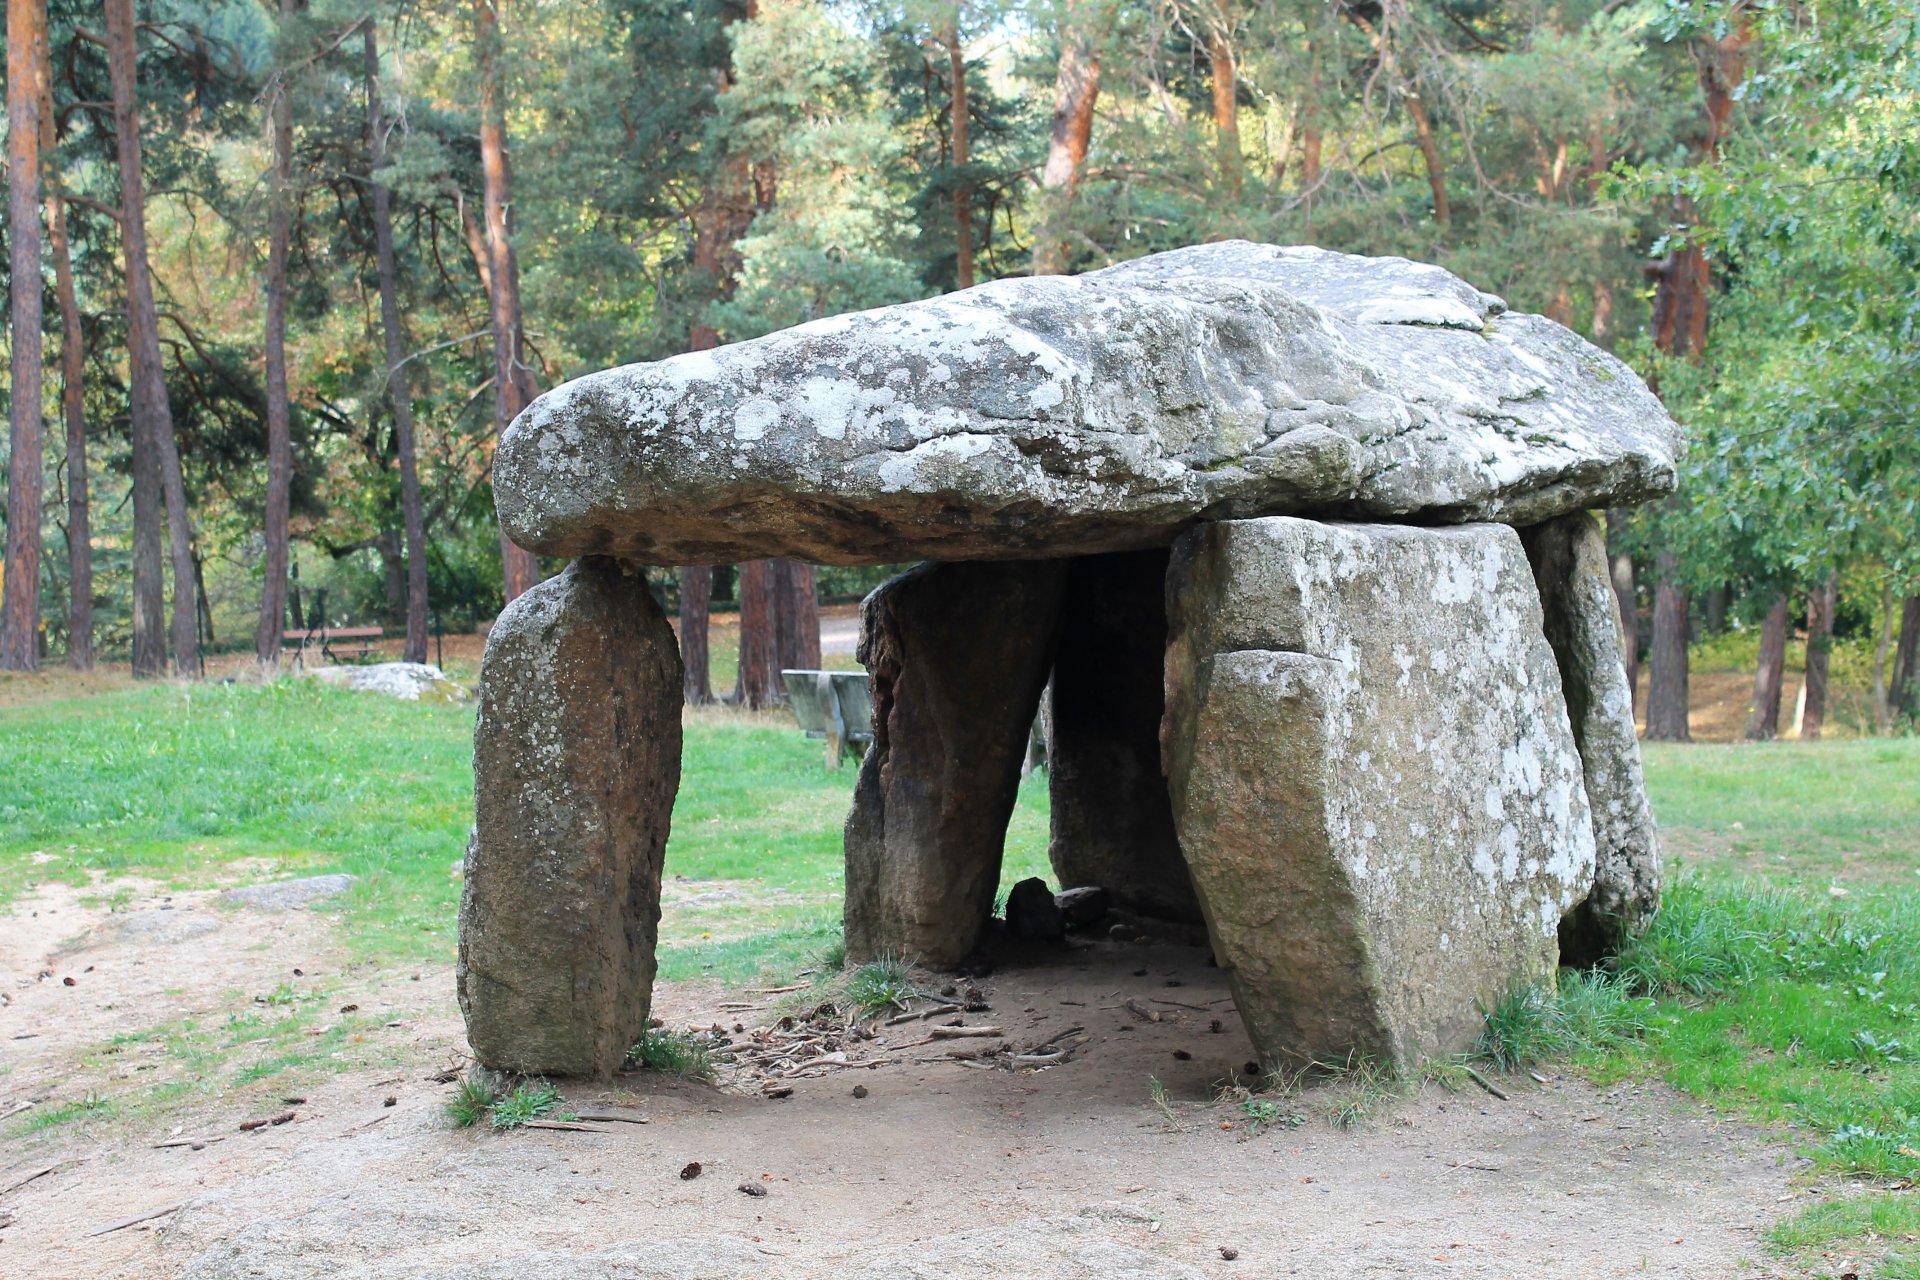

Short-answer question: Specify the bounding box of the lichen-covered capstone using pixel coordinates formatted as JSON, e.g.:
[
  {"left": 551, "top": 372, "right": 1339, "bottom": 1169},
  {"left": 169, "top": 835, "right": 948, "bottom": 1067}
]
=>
[
  {"left": 494, "top": 243, "right": 1679, "bottom": 565},
  {"left": 1163, "top": 517, "right": 1596, "bottom": 1070},
  {"left": 1523, "top": 511, "right": 1662, "bottom": 963},
  {"left": 459, "top": 557, "right": 682, "bottom": 1079},
  {"left": 844, "top": 561, "right": 1065, "bottom": 966}
]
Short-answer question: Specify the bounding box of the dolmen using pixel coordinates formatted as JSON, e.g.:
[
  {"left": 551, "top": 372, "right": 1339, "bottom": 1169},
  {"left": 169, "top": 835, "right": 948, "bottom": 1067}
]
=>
[{"left": 459, "top": 241, "right": 1671, "bottom": 1079}]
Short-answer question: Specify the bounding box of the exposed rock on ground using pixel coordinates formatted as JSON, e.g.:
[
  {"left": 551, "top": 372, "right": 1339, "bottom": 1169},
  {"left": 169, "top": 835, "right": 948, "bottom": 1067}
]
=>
[
  {"left": 1522, "top": 511, "right": 1663, "bottom": 964},
  {"left": 1164, "top": 517, "right": 1595, "bottom": 1070},
  {"left": 461, "top": 557, "right": 683, "bottom": 1078},
  {"left": 219, "top": 874, "right": 357, "bottom": 912},
  {"left": 307, "top": 662, "right": 468, "bottom": 702}
]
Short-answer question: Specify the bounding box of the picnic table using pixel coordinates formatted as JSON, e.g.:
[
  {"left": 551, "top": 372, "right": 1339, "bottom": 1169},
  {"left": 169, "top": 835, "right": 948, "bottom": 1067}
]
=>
[
  {"left": 282, "top": 624, "right": 384, "bottom": 667},
  {"left": 782, "top": 669, "right": 875, "bottom": 766}
]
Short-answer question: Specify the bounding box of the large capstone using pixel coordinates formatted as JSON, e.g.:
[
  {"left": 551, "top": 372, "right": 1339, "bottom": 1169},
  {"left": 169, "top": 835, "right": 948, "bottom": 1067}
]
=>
[
  {"left": 494, "top": 243, "right": 1678, "bottom": 565},
  {"left": 1163, "top": 517, "right": 1597, "bottom": 1071},
  {"left": 1523, "top": 512, "right": 1662, "bottom": 964},
  {"left": 1046, "top": 549, "right": 1198, "bottom": 920},
  {"left": 843, "top": 561, "right": 1066, "bottom": 966},
  {"left": 459, "top": 557, "right": 682, "bottom": 1079}
]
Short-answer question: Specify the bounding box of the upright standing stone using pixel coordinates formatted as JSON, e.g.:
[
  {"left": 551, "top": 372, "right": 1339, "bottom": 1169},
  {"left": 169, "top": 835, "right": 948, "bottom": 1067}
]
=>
[
  {"left": 1164, "top": 518, "right": 1596, "bottom": 1070},
  {"left": 844, "top": 561, "right": 1067, "bottom": 966},
  {"left": 1047, "top": 550, "right": 1199, "bottom": 920},
  {"left": 460, "top": 557, "right": 682, "bottom": 1079},
  {"left": 1522, "top": 512, "right": 1662, "bottom": 964}
]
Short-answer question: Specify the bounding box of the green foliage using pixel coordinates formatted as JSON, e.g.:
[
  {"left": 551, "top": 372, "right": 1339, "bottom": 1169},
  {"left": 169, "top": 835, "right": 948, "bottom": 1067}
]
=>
[
  {"left": 845, "top": 956, "right": 917, "bottom": 1017},
  {"left": 488, "top": 1079, "right": 569, "bottom": 1130},
  {"left": 626, "top": 1028, "right": 718, "bottom": 1081},
  {"left": 445, "top": 1078, "right": 500, "bottom": 1130}
]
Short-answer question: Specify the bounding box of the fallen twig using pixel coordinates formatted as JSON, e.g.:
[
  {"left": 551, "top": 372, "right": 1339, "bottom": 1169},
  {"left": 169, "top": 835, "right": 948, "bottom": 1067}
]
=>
[
  {"left": 928, "top": 1026, "right": 1002, "bottom": 1040},
  {"left": 523, "top": 1120, "right": 603, "bottom": 1132},
  {"left": 238, "top": 1110, "right": 296, "bottom": 1131},
  {"left": 85, "top": 1201, "right": 188, "bottom": 1237},
  {"left": 1150, "top": 998, "right": 1211, "bottom": 1012},
  {"left": 1, "top": 1163, "right": 60, "bottom": 1195},
  {"left": 0, "top": 1098, "right": 43, "bottom": 1122},
  {"left": 153, "top": 1137, "right": 223, "bottom": 1151},
  {"left": 572, "top": 1109, "right": 650, "bottom": 1125},
  {"left": 1461, "top": 1067, "right": 1509, "bottom": 1101},
  {"left": 749, "top": 984, "right": 808, "bottom": 994}
]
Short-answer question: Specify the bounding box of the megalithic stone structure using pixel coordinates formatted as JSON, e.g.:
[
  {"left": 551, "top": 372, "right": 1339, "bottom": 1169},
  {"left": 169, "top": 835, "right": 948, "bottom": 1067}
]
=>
[{"left": 464, "top": 241, "right": 1681, "bottom": 1078}]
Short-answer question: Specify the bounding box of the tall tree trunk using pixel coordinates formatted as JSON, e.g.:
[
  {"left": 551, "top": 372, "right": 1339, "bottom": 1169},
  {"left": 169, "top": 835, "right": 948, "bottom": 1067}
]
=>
[
  {"left": 1742, "top": 592, "right": 1789, "bottom": 741},
  {"left": 379, "top": 527, "right": 406, "bottom": 629},
  {"left": 1645, "top": 552, "right": 1691, "bottom": 741},
  {"left": 1894, "top": 595, "right": 1920, "bottom": 719},
  {"left": 1404, "top": 85, "right": 1449, "bottom": 228},
  {"left": 679, "top": 565, "right": 714, "bottom": 705},
  {"left": 1206, "top": 6, "right": 1240, "bottom": 196},
  {"left": 367, "top": 24, "right": 430, "bottom": 662},
  {"left": 1870, "top": 584, "right": 1895, "bottom": 734},
  {"left": 773, "top": 559, "right": 819, "bottom": 671},
  {"left": 256, "top": 0, "right": 295, "bottom": 667},
  {"left": 475, "top": 0, "right": 540, "bottom": 604},
  {"left": 947, "top": 21, "right": 975, "bottom": 288},
  {"left": 193, "top": 549, "right": 214, "bottom": 647},
  {"left": 1592, "top": 279, "right": 1616, "bottom": 348},
  {"left": 48, "top": 194, "right": 90, "bottom": 669},
  {"left": 2, "top": 0, "right": 49, "bottom": 671},
  {"left": 1031, "top": 0, "right": 1101, "bottom": 276},
  {"left": 1703, "top": 584, "right": 1729, "bottom": 635},
  {"left": 1799, "top": 576, "right": 1836, "bottom": 741},
  {"left": 104, "top": 0, "right": 181, "bottom": 677},
  {"left": 735, "top": 558, "right": 781, "bottom": 709}
]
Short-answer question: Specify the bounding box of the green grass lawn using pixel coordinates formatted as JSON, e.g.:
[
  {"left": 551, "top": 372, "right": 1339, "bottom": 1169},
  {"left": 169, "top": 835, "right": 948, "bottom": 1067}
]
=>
[{"left": 3, "top": 682, "right": 1918, "bottom": 1275}]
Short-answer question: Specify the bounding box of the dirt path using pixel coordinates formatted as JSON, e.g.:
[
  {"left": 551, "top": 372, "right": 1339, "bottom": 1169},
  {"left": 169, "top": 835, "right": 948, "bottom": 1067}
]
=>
[{"left": 2, "top": 879, "right": 1814, "bottom": 1279}]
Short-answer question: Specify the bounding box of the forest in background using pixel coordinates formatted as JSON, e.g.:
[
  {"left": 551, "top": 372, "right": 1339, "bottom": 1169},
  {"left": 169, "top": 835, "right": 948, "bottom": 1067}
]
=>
[{"left": 0, "top": 0, "right": 1916, "bottom": 736}]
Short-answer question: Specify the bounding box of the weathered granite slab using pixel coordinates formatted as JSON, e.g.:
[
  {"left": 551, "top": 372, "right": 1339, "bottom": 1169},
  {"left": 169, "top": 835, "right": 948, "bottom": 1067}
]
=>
[
  {"left": 1163, "top": 517, "right": 1597, "bottom": 1070},
  {"left": 494, "top": 243, "right": 1678, "bottom": 565}
]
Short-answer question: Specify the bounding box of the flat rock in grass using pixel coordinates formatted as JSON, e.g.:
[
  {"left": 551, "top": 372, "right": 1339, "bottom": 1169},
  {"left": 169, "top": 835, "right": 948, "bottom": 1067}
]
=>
[
  {"left": 220, "top": 874, "right": 357, "bottom": 912},
  {"left": 308, "top": 662, "right": 470, "bottom": 703},
  {"left": 99, "top": 910, "right": 224, "bottom": 946},
  {"left": 494, "top": 241, "right": 1678, "bottom": 565}
]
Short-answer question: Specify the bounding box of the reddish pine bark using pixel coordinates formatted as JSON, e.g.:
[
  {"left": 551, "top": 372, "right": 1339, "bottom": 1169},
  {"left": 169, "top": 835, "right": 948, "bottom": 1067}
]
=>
[
  {"left": 1799, "top": 577, "right": 1836, "bottom": 741},
  {"left": 475, "top": 0, "right": 541, "bottom": 604},
  {"left": 1031, "top": 1, "right": 1101, "bottom": 275},
  {"left": 105, "top": 0, "right": 196, "bottom": 677},
  {"left": 1743, "top": 592, "right": 1790, "bottom": 741},
  {"left": 948, "top": 21, "right": 974, "bottom": 288},
  {"left": 1206, "top": 8, "right": 1240, "bottom": 196},
  {"left": 367, "top": 24, "right": 431, "bottom": 662},
  {"left": 735, "top": 559, "right": 781, "bottom": 709},
  {"left": 773, "top": 559, "right": 820, "bottom": 671},
  {"left": 3, "top": 0, "right": 48, "bottom": 671},
  {"left": 679, "top": 566, "right": 714, "bottom": 705},
  {"left": 256, "top": 2, "right": 295, "bottom": 666}
]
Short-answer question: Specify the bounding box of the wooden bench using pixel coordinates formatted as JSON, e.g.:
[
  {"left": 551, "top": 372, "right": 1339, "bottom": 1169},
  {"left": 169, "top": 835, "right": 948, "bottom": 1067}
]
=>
[
  {"left": 282, "top": 625, "right": 385, "bottom": 667},
  {"left": 782, "top": 669, "right": 875, "bottom": 767}
]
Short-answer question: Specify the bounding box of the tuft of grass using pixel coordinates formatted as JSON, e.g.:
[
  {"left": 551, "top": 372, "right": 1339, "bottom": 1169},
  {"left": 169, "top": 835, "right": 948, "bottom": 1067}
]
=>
[
  {"left": 1474, "top": 971, "right": 1651, "bottom": 1073},
  {"left": 489, "top": 1079, "right": 568, "bottom": 1131},
  {"left": 445, "top": 1078, "right": 498, "bottom": 1129},
  {"left": 1238, "top": 1095, "right": 1304, "bottom": 1136},
  {"left": 1313, "top": 1056, "right": 1403, "bottom": 1130},
  {"left": 845, "top": 956, "right": 917, "bottom": 1017},
  {"left": 1147, "top": 1074, "right": 1178, "bottom": 1127},
  {"left": 627, "top": 1027, "right": 718, "bottom": 1082}
]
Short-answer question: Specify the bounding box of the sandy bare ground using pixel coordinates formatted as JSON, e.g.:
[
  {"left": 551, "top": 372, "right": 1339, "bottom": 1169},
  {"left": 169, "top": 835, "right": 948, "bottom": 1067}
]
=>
[{"left": 0, "top": 876, "right": 1827, "bottom": 1280}]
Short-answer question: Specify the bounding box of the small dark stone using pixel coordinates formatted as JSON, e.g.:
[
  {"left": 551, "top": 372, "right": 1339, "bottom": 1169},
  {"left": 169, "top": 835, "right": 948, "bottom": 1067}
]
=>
[
  {"left": 1132, "top": 968, "right": 1148, "bottom": 978},
  {"left": 383, "top": 1096, "right": 397, "bottom": 1107},
  {"left": 1005, "top": 877, "right": 1066, "bottom": 942},
  {"left": 1220, "top": 1246, "right": 1239, "bottom": 1261},
  {"left": 737, "top": 1181, "right": 768, "bottom": 1197},
  {"left": 1165, "top": 979, "right": 1183, "bottom": 987},
  {"left": 1172, "top": 1049, "right": 1192, "bottom": 1060},
  {"left": 1209, "top": 1019, "right": 1224, "bottom": 1034},
  {"left": 851, "top": 1084, "right": 869, "bottom": 1099},
  {"left": 679, "top": 1161, "right": 703, "bottom": 1180},
  {"left": 1054, "top": 885, "right": 1111, "bottom": 929},
  {"left": 1242, "top": 1062, "right": 1260, "bottom": 1077}
]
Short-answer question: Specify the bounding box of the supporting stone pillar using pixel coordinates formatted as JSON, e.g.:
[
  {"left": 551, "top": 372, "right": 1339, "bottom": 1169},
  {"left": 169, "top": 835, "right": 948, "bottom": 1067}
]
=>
[
  {"left": 844, "top": 561, "right": 1067, "bottom": 967},
  {"left": 1047, "top": 549, "right": 1199, "bottom": 920},
  {"left": 1522, "top": 512, "right": 1662, "bottom": 965},
  {"left": 1164, "top": 518, "right": 1595, "bottom": 1072},
  {"left": 460, "top": 556, "right": 683, "bottom": 1079}
]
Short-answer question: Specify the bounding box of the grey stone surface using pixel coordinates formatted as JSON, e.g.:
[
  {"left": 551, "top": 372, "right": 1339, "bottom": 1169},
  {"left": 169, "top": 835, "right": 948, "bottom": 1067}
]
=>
[
  {"left": 495, "top": 243, "right": 1678, "bottom": 565},
  {"left": 1163, "top": 517, "right": 1596, "bottom": 1070},
  {"left": 460, "top": 557, "right": 682, "bottom": 1079},
  {"left": 220, "top": 874, "right": 357, "bottom": 912},
  {"left": 1523, "top": 512, "right": 1662, "bottom": 963},
  {"left": 1047, "top": 549, "right": 1198, "bottom": 920},
  {"left": 308, "top": 661, "right": 469, "bottom": 702},
  {"left": 844, "top": 561, "right": 1065, "bottom": 966}
]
